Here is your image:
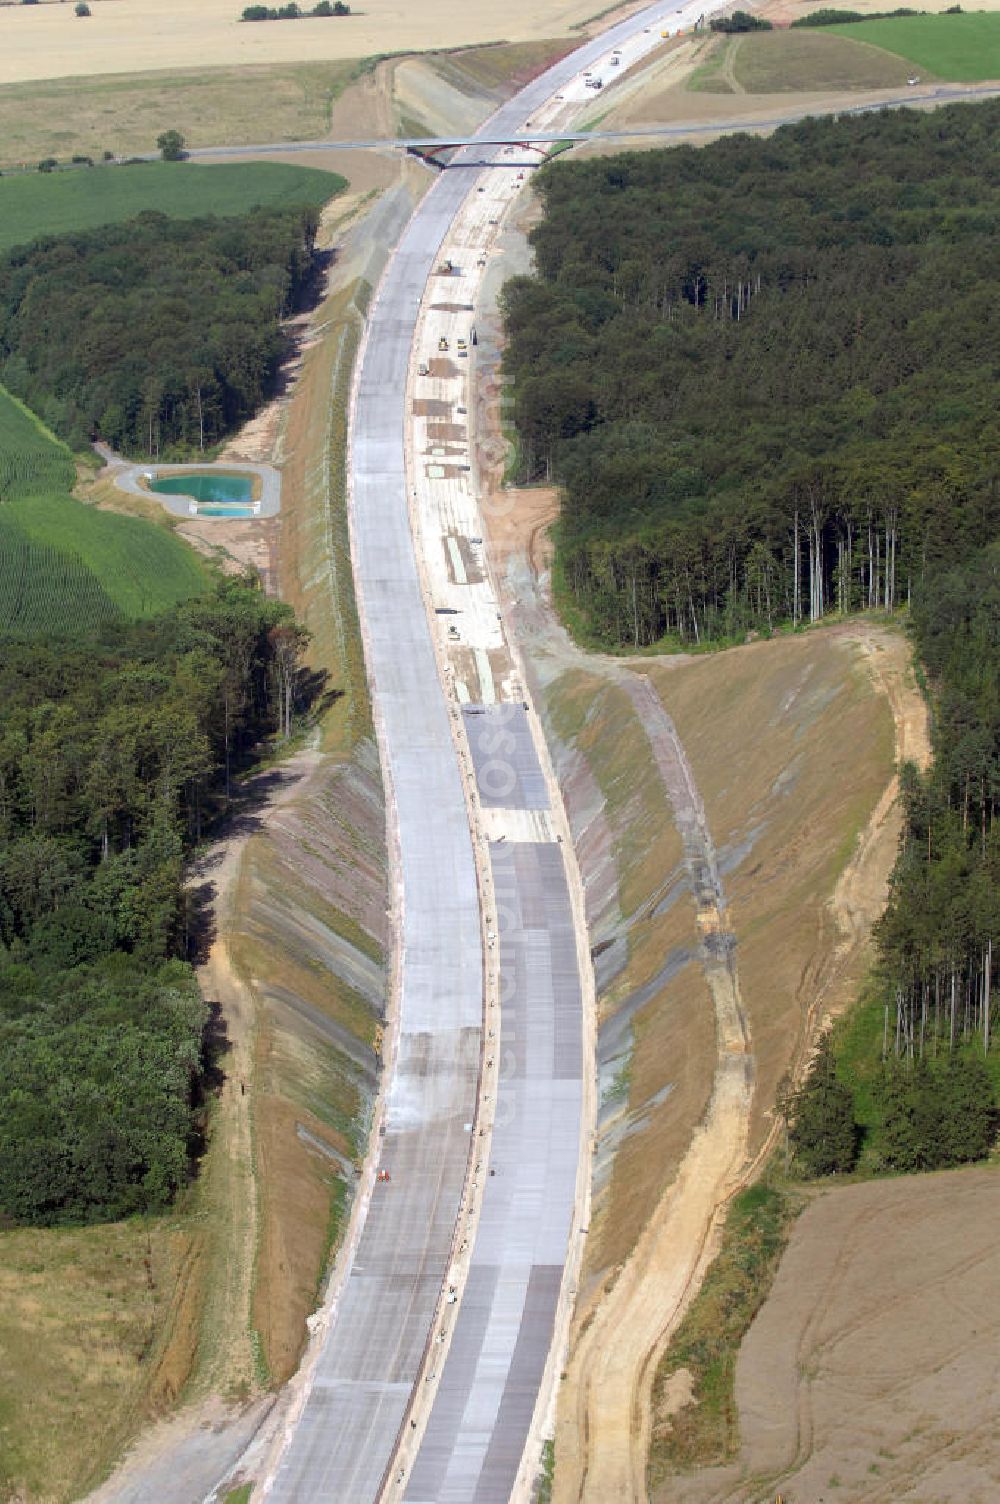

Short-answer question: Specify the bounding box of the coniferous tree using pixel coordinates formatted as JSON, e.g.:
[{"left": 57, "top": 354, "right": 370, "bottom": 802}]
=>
[{"left": 788, "top": 1037, "right": 858, "bottom": 1176}]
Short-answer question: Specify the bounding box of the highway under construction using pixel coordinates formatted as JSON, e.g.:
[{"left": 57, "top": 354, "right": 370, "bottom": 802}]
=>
[{"left": 259, "top": 2, "right": 712, "bottom": 1500}]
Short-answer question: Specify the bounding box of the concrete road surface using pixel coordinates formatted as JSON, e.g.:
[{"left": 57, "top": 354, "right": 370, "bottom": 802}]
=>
[{"left": 266, "top": 3, "right": 708, "bottom": 1500}]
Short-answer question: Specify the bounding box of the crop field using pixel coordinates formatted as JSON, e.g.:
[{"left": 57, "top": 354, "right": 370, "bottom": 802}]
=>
[
  {"left": 830, "top": 12, "right": 1000, "bottom": 79},
  {"left": 0, "top": 494, "right": 208, "bottom": 634},
  {"left": 0, "top": 160, "right": 346, "bottom": 254},
  {"left": 0, "top": 0, "right": 600, "bottom": 88},
  {"left": 0, "top": 384, "right": 74, "bottom": 499}
]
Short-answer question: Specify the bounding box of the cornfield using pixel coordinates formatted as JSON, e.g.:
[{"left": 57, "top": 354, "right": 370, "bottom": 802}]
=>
[
  {"left": 0, "top": 386, "right": 74, "bottom": 501},
  {"left": 0, "top": 521, "right": 122, "bottom": 636},
  {"left": 0, "top": 495, "right": 209, "bottom": 635}
]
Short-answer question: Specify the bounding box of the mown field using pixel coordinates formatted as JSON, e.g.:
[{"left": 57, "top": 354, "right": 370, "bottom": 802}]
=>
[
  {"left": 0, "top": 159, "right": 345, "bottom": 255},
  {"left": 830, "top": 12, "right": 1000, "bottom": 79},
  {"left": 0, "top": 59, "right": 361, "bottom": 172},
  {"left": 0, "top": 384, "right": 74, "bottom": 498},
  {"left": 733, "top": 29, "right": 916, "bottom": 92}
]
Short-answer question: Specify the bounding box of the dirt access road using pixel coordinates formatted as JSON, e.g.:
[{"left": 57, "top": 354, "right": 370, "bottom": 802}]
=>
[
  {"left": 557, "top": 622, "right": 926, "bottom": 1504},
  {"left": 85, "top": 749, "right": 322, "bottom": 1504}
]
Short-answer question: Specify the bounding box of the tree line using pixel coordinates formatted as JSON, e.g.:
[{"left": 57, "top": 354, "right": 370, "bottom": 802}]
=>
[
  {"left": 785, "top": 539, "right": 1000, "bottom": 1178},
  {"left": 0, "top": 205, "right": 320, "bottom": 456},
  {"left": 501, "top": 101, "right": 1000, "bottom": 649},
  {"left": 241, "top": 1, "right": 349, "bottom": 17},
  {"left": 790, "top": 7, "right": 931, "bottom": 25},
  {"left": 0, "top": 576, "right": 312, "bottom": 1224}
]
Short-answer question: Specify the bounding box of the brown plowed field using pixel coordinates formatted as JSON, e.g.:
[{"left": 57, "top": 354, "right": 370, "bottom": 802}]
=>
[{"left": 668, "top": 1166, "right": 1000, "bottom": 1504}]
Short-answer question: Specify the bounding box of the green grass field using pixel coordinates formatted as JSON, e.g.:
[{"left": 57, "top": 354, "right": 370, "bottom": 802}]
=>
[
  {"left": 830, "top": 13, "right": 1000, "bottom": 81},
  {"left": 0, "top": 385, "right": 75, "bottom": 500},
  {"left": 0, "top": 160, "right": 346, "bottom": 255},
  {"left": 0, "top": 494, "right": 208, "bottom": 634}
]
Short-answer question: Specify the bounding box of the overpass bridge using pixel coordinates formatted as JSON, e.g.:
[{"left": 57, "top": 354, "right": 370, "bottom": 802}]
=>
[{"left": 184, "top": 86, "right": 1000, "bottom": 166}]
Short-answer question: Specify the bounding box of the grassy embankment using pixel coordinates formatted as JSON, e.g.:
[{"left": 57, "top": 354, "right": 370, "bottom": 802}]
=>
[
  {"left": 637, "top": 631, "right": 901, "bottom": 1489},
  {"left": 225, "top": 269, "right": 390, "bottom": 1387},
  {"left": 0, "top": 1220, "right": 203, "bottom": 1503},
  {"left": 650, "top": 631, "right": 896, "bottom": 1151},
  {"left": 0, "top": 159, "right": 345, "bottom": 254},
  {"left": 0, "top": 59, "right": 363, "bottom": 171},
  {"left": 428, "top": 37, "right": 574, "bottom": 93},
  {"left": 540, "top": 628, "right": 895, "bottom": 1498}
]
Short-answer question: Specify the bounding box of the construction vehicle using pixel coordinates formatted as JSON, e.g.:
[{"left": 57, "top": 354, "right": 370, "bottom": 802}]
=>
[
  {"left": 438, "top": 336, "right": 449, "bottom": 352},
  {"left": 610, "top": 54, "right": 620, "bottom": 65},
  {"left": 456, "top": 338, "right": 467, "bottom": 352},
  {"left": 418, "top": 362, "right": 429, "bottom": 376}
]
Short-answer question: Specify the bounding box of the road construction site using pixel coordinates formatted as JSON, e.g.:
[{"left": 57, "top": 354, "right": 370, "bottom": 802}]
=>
[
  {"left": 258, "top": 5, "right": 714, "bottom": 1501},
  {"left": 62, "top": 5, "right": 942, "bottom": 1502}
]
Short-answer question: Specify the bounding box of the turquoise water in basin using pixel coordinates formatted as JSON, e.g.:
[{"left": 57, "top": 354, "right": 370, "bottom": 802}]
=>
[
  {"left": 197, "top": 504, "right": 255, "bottom": 518},
  {"left": 150, "top": 471, "right": 253, "bottom": 505}
]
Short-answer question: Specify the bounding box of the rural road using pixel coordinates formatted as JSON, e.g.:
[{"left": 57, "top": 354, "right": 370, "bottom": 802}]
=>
[
  {"left": 258, "top": 3, "right": 714, "bottom": 1502},
  {"left": 184, "top": 83, "right": 1000, "bottom": 161}
]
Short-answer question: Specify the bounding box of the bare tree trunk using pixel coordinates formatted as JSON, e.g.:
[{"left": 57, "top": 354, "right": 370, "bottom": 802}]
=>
[
  {"left": 985, "top": 939, "right": 992, "bottom": 1054},
  {"left": 867, "top": 519, "right": 874, "bottom": 608},
  {"left": 875, "top": 527, "right": 881, "bottom": 610}
]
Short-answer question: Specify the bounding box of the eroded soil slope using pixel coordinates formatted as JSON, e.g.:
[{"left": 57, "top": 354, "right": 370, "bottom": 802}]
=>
[{"left": 649, "top": 627, "right": 901, "bottom": 1154}]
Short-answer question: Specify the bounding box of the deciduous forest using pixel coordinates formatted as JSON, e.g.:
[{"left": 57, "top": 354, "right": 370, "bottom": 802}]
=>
[
  {"left": 0, "top": 579, "right": 311, "bottom": 1223},
  {"left": 502, "top": 101, "right": 999, "bottom": 649},
  {"left": 505, "top": 100, "right": 1000, "bottom": 1171},
  {"left": 0, "top": 205, "right": 320, "bottom": 456}
]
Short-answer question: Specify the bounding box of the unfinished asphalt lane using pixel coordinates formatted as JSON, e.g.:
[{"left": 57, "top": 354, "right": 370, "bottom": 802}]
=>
[{"left": 265, "top": 5, "right": 706, "bottom": 1500}]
